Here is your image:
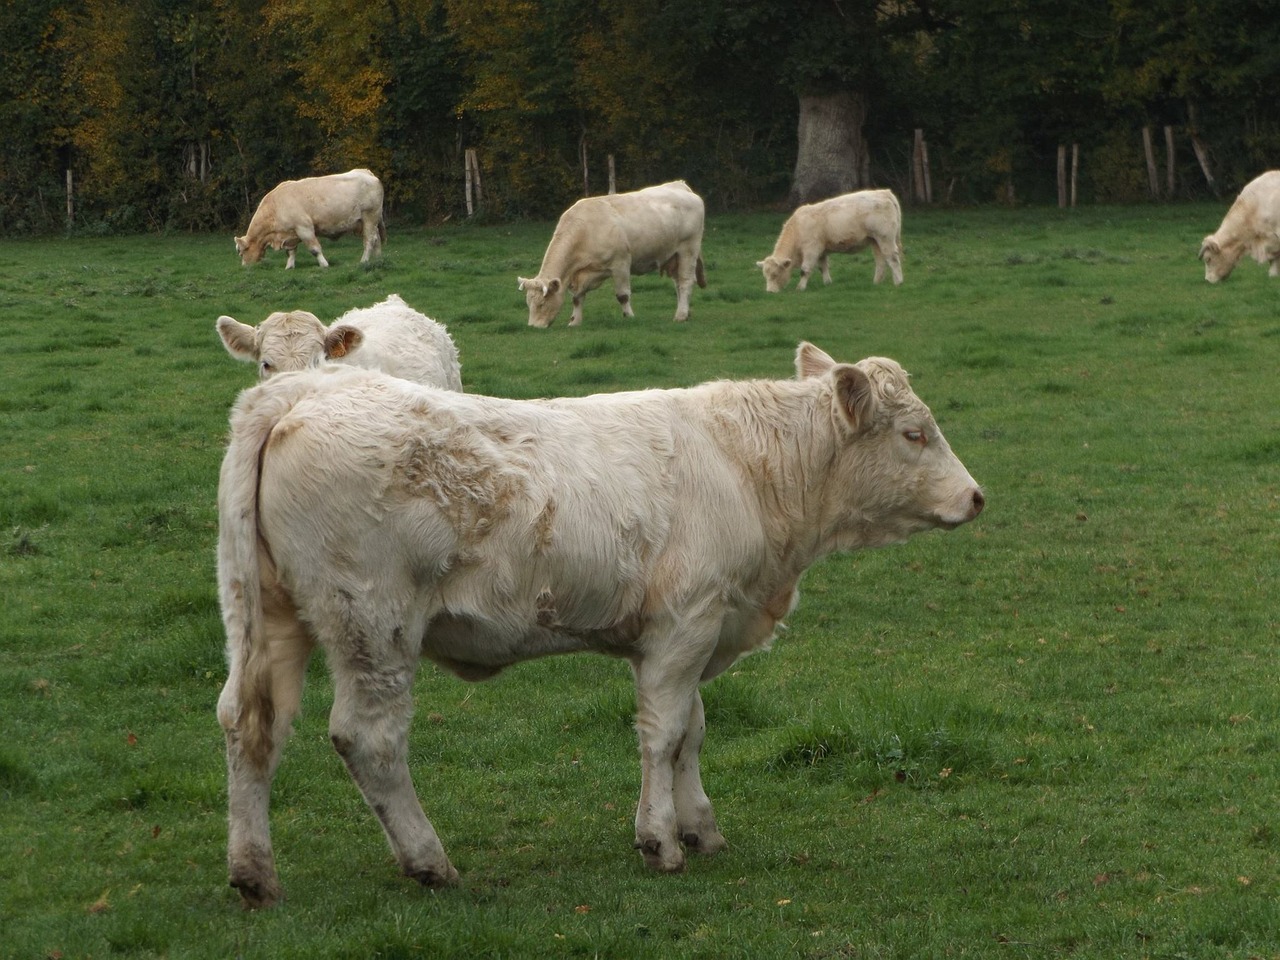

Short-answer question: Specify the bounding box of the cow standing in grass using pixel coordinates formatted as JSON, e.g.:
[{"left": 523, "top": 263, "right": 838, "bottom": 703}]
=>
[
  {"left": 1199, "top": 170, "right": 1280, "bottom": 282},
  {"left": 215, "top": 342, "right": 984, "bottom": 907},
  {"left": 235, "top": 169, "right": 385, "bottom": 269},
  {"left": 757, "top": 189, "right": 904, "bottom": 291},
  {"left": 518, "top": 180, "right": 707, "bottom": 327},
  {"left": 215, "top": 295, "right": 462, "bottom": 390}
]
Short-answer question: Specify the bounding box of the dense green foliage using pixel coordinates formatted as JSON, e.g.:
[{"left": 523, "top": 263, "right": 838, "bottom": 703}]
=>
[
  {"left": 4, "top": 0, "right": 1280, "bottom": 234},
  {"left": 1, "top": 205, "right": 1277, "bottom": 957}
]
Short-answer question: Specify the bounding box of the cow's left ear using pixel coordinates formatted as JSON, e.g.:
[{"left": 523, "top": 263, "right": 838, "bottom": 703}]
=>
[
  {"left": 324, "top": 325, "right": 363, "bottom": 360},
  {"left": 832, "top": 364, "right": 875, "bottom": 431}
]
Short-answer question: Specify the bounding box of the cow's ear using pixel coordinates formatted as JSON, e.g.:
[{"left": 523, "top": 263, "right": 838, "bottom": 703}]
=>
[
  {"left": 546, "top": 278, "right": 561, "bottom": 294},
  {"left": 324, "top": 325, "right": 363, "bottom": 360},
  {"left": 780, "top": 258, "right": 792, "bottom": 269},
  {"left": 1199, "top": 237, "right": 1219, "bottom": 259},
  {"left": 796, "top": 341, "right": 836, "bottom": 379},
  {"left": 833, "top": 364, "right": 875, "bottom": 430},
  {"left": 216, "top": 316, "right": 258, "bottom": 362}
]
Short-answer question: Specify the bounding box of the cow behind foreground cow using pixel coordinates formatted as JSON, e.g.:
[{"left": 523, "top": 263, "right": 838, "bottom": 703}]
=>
[
  {"left": 215, "top": 294, "right": 462, "bottom": 390},
  {"left": 1199, "top": 170, "right": 1280, "bottom": 282},
  {"left": 518, "top": 180, "right": 707, "bottom": 327},
  {"left": 215, "top": 343, "right": 984, "bottom": 907},
  {"left": 235, "top": 168, "right": 385, "bottom": 269},
  {"left": 757, "top": 189, "right": 904, "bottom": 292}
]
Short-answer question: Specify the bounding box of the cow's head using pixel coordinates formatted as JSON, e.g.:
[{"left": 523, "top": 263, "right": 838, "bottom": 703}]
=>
[
  {"left": 216, "top": 310, "right": 335, "bottom": 380},
  {"left": 796, "top": 341, "right": 984, "bottom": 549},
  {"left": 518, "top": 277, "right": 566, "bottom": 328},
  {"left": 756, "top": 256, "right": 793, "bottom": 293},
  {"left": 235, "top": 235, "right": 266, "bottom": 266},
  {"left": 1198, "top": 236, "right": 1239, "bottom": 283}
]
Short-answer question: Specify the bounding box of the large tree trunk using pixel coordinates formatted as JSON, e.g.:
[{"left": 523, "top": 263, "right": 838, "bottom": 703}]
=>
[{"left": 789, "top": 90, "right": 869, "bottom": 206}]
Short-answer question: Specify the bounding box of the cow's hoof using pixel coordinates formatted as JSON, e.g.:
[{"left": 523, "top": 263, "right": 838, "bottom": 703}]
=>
[
  {"left": 682, "top": 831, "right": 728, "bottom": 856},
  {"left": 635, "top": 837, "right": 686, "bottom": 873},
  {"left": 230, "top": 873, "right": 282, "bottom": 910},
  {"left": 405, "top": 862, "right": 460, "bottom": 889}
]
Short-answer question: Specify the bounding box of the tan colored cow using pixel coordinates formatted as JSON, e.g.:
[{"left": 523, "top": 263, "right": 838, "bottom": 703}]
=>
[
  {"left": 216, "top": 343, "right": 984, "bottom": 907},
  {"left": 235, "top": 168, "right": 385, "bottom": 269},
  {"left": 757, "top": 189, "right": 904, "bottom": 291},
  {"left": 215, "top": 294, "right": 462, "bottom": 390},
  {"left": 518, "top": 180, "right": 707, "bottom": 327},
  {"left": 1199, "top": 170, "right": 1280, "bottom": 282}
]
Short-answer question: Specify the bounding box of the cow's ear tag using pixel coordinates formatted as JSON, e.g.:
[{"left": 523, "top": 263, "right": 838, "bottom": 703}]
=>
[{"left": 833, "top": 365, "right": 874, "bottom": 430}]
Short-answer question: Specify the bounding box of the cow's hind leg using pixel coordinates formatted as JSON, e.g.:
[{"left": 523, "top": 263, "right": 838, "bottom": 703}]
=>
[
  {"left": 668, "top": 253, "right": 696, "bottom": 323},
  {"left": 673, "top": 691, "right": 727, "bottom": 856},
  {"left": 819, "top": 253, "right": 833, "bottom": 285},
  {"left": 219, "top": 596, "right": 313, "bottom": 908},
  {"left": 613, "top": 266, "right": 635, "bottom": 319},
  {"left": 327, "top": 628, "right": 458, "bottom": 889}
]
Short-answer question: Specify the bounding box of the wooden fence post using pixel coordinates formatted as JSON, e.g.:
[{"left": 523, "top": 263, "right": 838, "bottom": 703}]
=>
[
  {"left": 580, "top": 136, "right": 589, "bottom": 196},
  {"left": 66, "top": 169, "right": 74, "bottom": 228},
  {"left": 1164, "top": 125, "right": 1175, "bottom": 198},
  {"left": 1142, "top": 126, "right": 1159, "bottom": 199},
  {"left": 463, "top": 149, "right": 481, "bottom": 216},
  {"left": 1070, "top": 143, "right": 1079, "bottom": 208},
  {"left": 607, "top": 154, "right": 616, "bottom": 194},
  {"left": 1057, "top": 145, "right": 1066, "bottom": 208},
  {"left": 912, "top": 129, "right": 932, "bottom": 203}
]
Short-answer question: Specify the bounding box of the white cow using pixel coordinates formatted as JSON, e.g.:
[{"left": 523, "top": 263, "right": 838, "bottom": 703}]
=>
[
  {"left": 235, "top": 168, "right": 385, "bottom": 269},
  {"left": 757, "top": 189, "right": 904, "bottom": 291},
  {"left": 518, "top": 180, "right": 707, "bottom": 327},
  {"left": 216, "top": 343, "right": 984, "bottom": 907},
  {"left": 1199, "top": 170, "right": 1280, "bottom": 283},
  {"left": 215, "top": 294, "right": 462, "bottom": 390}
]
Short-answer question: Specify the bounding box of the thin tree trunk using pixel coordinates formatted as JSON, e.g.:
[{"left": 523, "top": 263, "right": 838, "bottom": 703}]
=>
[
  {"left": 1071, "top": 143, "right": 1079, "bottom": 208},
  {"left": 1057, "top": 145, "right": 1066, "bottom": 209},
  {"left": 1164, "top": 125, "right": 1175, "bottom": 198},
  {"left": 1142, "top": 126, "right": 1159, "bottom": 199}
]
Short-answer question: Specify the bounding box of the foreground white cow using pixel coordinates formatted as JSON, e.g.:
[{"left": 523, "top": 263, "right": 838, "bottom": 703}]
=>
[
  {"left": 216, "top": 343, "right": 983, "bottom": 907},
  {"left": 757, "top": 189, "right": 904, "bottom": 291},
  {"left": 1199, "top": 170, "right": 1280, "bottom": 283},
  {"left": 214, "top": 294, "right": 462, "bottom": 390},
  {"left": 518, "top": 180, "right": 707, "bottom": 327},
  {"left": 235, "top": 168, "right": 385, "bottom": 269}
]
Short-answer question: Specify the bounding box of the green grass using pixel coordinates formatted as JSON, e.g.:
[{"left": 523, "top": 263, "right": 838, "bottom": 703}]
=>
[{"left": 1, "top": 203, "right": 1277, "bottom": 958}]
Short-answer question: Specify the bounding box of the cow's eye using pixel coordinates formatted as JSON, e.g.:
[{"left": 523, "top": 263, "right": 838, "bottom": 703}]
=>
[
  {"left": 260, "top": 361, "right": 273, "bottom": 376},
  {"left": 903, "top": 429, "right": 926, "bottom": 445}
]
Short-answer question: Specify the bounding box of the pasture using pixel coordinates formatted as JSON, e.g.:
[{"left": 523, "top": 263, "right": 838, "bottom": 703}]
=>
[{"left": 1, "top": 203, "right": 1277, "bottom": 959}]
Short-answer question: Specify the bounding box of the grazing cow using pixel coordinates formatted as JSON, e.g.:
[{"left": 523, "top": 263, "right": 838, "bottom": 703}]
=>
[
  {"left": 235, "top": 168, "right": 385, "bottom": 269},
  {"left": 215, "top": 294, "right": 462, "bottom": 391},
  {"left": 216, "top": 343, "right": 984, "bottom": 907},
  {"left": 518, "top": 180, "right": 707, "bottom": 327},
  {"left": 1199, "top": 170, "right": 1280, "bottom": 283},
  {"left": 757, "top": 189, "right": 904, "bottom": 291}
]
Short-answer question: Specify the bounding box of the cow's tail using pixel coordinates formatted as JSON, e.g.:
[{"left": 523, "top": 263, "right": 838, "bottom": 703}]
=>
[{"left": 216, "top": 384, "right": 298, "bottom": 770}]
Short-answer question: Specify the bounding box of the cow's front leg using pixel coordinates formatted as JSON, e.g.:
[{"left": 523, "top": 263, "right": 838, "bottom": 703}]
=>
[
  {"left": 1270, "top": 257, "right": 1279, "bottom": 277},
  {"left": 328, "top": 644, "right": 458, "bottom": 890},
  {"left": 294, "top": 226, "right": 329, "bottom": 268},
  {"left": 284, "top": 244, "right": 298, "bottom": 270},
  {"left": 673, "top": 690, "right": 726, "bottom": 855},
  {"left": 569, "top": 292, "right": 586, "bottom": 327},
  {"left": 630, "top": 651, "right": 711, "bottom": 873}
]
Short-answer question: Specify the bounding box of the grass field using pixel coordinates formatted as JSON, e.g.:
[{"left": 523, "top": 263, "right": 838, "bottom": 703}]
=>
[{"left": 1, "top": 203, "right": 1277, "bottom": 959}]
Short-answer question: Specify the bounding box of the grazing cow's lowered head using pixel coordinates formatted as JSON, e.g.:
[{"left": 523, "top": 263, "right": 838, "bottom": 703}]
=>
[
  {"left": 517, "top": 276, "right": 566, "bottom": 328},
  {"left": 756, "top": 255, "right": 794, "bottom": 293},
  {"left": 1198, "top": 236, "right": 1240, "bottom": 284},
  {"left": 216, "top": 310, "right": 359, "bottom": 380},
  {"left": 233, "top": 234, "right": 268, "bottom": 266}
]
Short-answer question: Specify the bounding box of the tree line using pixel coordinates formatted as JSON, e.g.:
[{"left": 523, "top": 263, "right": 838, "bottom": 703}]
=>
[{"left": 2, "top": 0, "right": 1277, "bottom": 235}]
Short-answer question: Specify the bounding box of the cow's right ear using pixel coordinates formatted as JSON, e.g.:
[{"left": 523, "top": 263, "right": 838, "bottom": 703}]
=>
[
  {"left": 216, "top": 316, "right": 258, "bottom": 362},
  {"left": 832, "top": 364, "right": 875, "bottom": 431},
  {"left": 1199, "top": 237, "right": 1219, "bottom": 260},
  {"left": 324, "top": 325, "right": 363, "bottom": 360},
  {"left": 546, "top": 278, "right": 561, "bottom": 294},
  {"left": 796, "top": 341, "right": 836, "bottom": 379}
]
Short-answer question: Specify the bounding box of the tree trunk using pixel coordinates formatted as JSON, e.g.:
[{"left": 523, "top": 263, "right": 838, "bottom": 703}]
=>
[{"left": 789, "top": 90, "right": 868, "bottom": 206}]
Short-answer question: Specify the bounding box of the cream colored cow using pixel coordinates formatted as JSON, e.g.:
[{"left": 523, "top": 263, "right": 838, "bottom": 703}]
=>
[
  {"left": 1199, "top": 170, "right": 1280, "bottom": 282},
  {"left": 757, "top": 189, "right": 904, "bottom": 291},
  {"left": 235, "top": 168, "right": 385, "bottom": 268},
  {"left": 518, "top": 180, "right": 706, "bottom": 326},
  {"left": 216, "top": 294, "right": 461, "bottom": 390},
  {"left": 215, "top": 343, "right": 984, "bottom": 907}
]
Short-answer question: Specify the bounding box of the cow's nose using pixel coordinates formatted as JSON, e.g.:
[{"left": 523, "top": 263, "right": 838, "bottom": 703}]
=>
[{"left": 971, "top": 489, "right": 986, "bottom": 517}]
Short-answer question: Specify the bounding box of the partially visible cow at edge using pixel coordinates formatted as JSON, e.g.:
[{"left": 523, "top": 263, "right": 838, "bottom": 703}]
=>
[
  {"left": 757, "top": 189, "right": 904, "bottom": 292},
  {"left": 215, "top": 294, "right": 462, "bottom": 390},
  {"left": 215, "top": 341, "right": 984, "bottom": 907},
  {"left": 1199, "top": 170, "right": 1280, "bottom": 283},
  {"left": 518, "top": 180, "right": 707, "bottom": 327},
  {"left": 235, "top": 168, "right": 385, "bottom": 269}
]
